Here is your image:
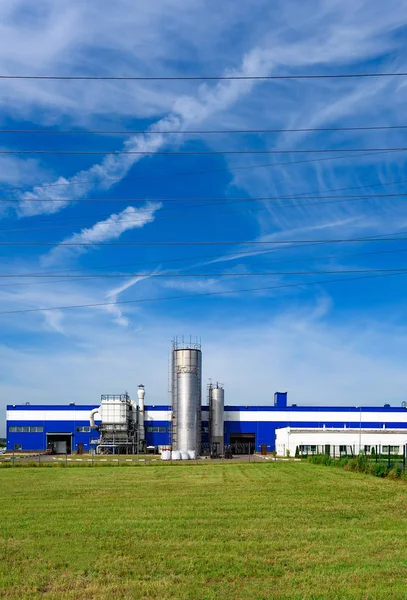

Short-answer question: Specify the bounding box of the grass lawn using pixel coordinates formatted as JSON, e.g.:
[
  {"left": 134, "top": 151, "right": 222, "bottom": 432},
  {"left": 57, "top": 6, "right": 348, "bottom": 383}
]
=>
[{"left": 1, "top": 462, "right": 407, "bottom": 599}]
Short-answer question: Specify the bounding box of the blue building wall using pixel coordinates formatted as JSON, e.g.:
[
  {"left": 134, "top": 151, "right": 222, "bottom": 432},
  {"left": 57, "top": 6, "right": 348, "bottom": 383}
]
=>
[
  {"left": 145, "top": 420, "right": 171, "bottom": 448},
  {"left": 6, "top": 405, "right": 101, "bottom": 453},
  {"left": 6, "top": 401, "right": 407, "bottom": 452}
]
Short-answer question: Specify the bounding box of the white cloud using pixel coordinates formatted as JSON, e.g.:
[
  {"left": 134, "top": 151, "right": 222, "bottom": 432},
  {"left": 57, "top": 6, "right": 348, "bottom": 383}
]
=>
[
  {"left": 106, "top": 273, "right": 157, "bottom": 300},
  {"left": 105, "top": 272, "right": 160, "bottom": 328},
  {"left": 6, "top": 0, "right": 407, "bottom": 226},
  {"left": 66, "top": 202, "right": 161, "bottom": 244},
  {"left": 0, "top": 155, "right": 49, "bottom": 186},
  {"left": 40, "top": 309, "right": 66, "bottom": 335},
  {"left": 0, "top": 1, "right": 272, "bottom": 123},
  {"left": 43, "top": 201, "right": 161, "bottom": 264},
  {"left": 0, "top": 0, "right": 405, "bottom": 123},
  {"left": 104, "top": 303, "right": 130, "bottom": 329},
  {"left": 14, "top": 49, "right": 269, "bottom": 217}
]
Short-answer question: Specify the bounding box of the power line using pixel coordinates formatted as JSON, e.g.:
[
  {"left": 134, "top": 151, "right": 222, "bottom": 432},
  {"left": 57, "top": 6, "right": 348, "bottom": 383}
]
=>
[
  {"left": 2, "top": 236, "right": 407, "bottom": 247},
  {"left": 2, "top": 125, "right": 407, "bottom": 135},
  {"left": 0, "top": 267, "right": 406, "bottom": 280},
  {"left": 5, "top": 245, "right": 407, "bottom": 279},
  {"left": 1, "top": 227, "right": 406, "bottom": 293},
  {"left": 4, "top": 192, "right": 407, "bottom": 204},
  {"left": 0, "top": 176, "right": 399, "bottom": 242},
  {"left": 6, "top": 223, "right": 407, "bottom": 279},
  {"left": 0, "top": 271, "right": 404, "bottom": 316},
  {"left": 1, "top": 72, "right": 407, "bottom": 81},
  {"left": 5, "top": 177, "right": 407, "bottom": 226},
  {"left": 2, "top": 248, "right": 407, "bottom": 289},
  {"left": 3, "top": 146, "right": 407, "bottom": 156},
  {"left": 0, "top": 149, "right": 398, "bottom": 193},
  {"left": 1, "top": 267, "right": 407, "bottom": 289},
  {"left": 2, "top": 193, "right": 407, "bottom": 235}
]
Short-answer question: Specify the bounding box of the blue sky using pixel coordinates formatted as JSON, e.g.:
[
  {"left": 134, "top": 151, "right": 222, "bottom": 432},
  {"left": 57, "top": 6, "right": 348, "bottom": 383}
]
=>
[{"left": 2, "top": 0, "right": 407, "bottom": 433}]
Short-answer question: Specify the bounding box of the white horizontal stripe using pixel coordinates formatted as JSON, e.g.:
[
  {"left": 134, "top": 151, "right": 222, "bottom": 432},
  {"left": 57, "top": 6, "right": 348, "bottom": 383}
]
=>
[
  {"left": 144, "top": 410, "right": 172, "bottom": 421},
  {"left": 6, "top": 409, "right": 101, "bottom": 422},
  {"left": 7, "top": 409, "right": 173, "bottom": 422},
  {"left": 224, "top": 410, "right": 407, "bottom": 423},
  {"left": 7, "top": 408, "right": 407, "bottom": 425}
]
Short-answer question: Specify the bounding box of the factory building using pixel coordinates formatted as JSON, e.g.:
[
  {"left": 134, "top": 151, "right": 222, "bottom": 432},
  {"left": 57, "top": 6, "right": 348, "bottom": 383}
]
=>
[
  {"left": 6, "top": 394, "right": 407, "bottom": 454},
  {"left": 5, "top": 338, "right": 407, "bottom": 456}
]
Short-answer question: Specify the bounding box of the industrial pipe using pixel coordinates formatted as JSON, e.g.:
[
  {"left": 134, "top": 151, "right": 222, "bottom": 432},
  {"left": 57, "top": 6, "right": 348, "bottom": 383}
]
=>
[
  {"left": 89, "top": 407, "right": 100, "bottom": 430},
  {"left": 137, "top": 385, "right": 145, "bottom": 413}
]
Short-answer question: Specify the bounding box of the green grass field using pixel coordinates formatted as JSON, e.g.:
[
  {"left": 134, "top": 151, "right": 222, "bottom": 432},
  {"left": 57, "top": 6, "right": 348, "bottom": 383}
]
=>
[{"left": 1, "top": 462, "right": 407, "bottom": 600}]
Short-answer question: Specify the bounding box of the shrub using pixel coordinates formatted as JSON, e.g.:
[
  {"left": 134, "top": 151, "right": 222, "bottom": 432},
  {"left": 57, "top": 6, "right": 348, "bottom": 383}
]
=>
[
  {"left": 308, "top": 454, "right": 333, "bottom": 466},
  {"left": 356, "top": 454, "right": 369, "bottom": 472},
  {"left": 388, "top": 466, "right": 403, "bottom": 480},
  {"left": 295, "top": 446, "right": 300, "bottom": 458},
  {"left": 309, "top": 452, "right": 407, "bottom": 482},
  {"left": 343, "top": 457, "right": 358, "bottom": 471},
  {"left": 368, "top": 462, "right": 388, "bottom": 478}
]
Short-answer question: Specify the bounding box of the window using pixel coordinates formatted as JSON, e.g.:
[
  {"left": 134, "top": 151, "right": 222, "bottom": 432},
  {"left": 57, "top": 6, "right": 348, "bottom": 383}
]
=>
[
  {"left": 382, "top": 445, "right": 400, "bottom": 454},
  {"left": 13, "top": 444, "right": 22, "bottom": 451},
  {"left": 9, "top": 426, "right": 43, "bottom": 433},
  {"left": 76, "top": 426, "right": 91, "bottom": 433},
  {"left": 299, "top": 445, "right": 317, "bottom": 453},
  {"left": 146, "top": 426, "right": 166, "bottom": 433}
]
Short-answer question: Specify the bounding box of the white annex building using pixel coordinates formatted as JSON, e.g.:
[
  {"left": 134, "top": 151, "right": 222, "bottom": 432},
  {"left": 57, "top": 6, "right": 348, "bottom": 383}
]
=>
[{"left": 276, "top": 427, "right": 407, "bottom": 457}]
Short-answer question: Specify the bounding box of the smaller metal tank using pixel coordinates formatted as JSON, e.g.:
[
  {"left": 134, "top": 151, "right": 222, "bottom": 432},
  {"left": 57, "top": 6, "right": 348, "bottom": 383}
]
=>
[
  {"left": 209, "top": 383, "right": 224, "bottom": 453},
  {"left": 137, "top": 385, "right": 145, "bottom": 444}
]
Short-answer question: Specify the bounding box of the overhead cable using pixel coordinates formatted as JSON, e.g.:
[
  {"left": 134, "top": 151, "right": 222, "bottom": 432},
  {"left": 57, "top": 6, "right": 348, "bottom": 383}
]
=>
[
  {"left": 0, "top": 271, "right": 404, "bottom": 316},
  {"left": 2, "top": 236, "right": 407, "bottom": 247},
  {"left": 3, "top": 194, "right": 407, "bottom": 236},
  {"left": 2, "top": 124, "right": 407, "bottom": 135},
  {"left": 0, "top": 149, "right": 397, "bottom": 193},
  {"left": 2, "top": 146, "right": 407, "bottom": 156},
  {"left": 3, "top": 192, "right": 407, "bottom": 204},
  {"left": 4, "top": 246, "right": 407, "bottom": 279},
  {"left": 0, "top": 267, "right": 406, "bottom": 281},
  {"left": 0, "top": 72, "right": 407, "bottom": 81},
  {"left": 3, "top": 177, "right": 407, "bottom": 228}
]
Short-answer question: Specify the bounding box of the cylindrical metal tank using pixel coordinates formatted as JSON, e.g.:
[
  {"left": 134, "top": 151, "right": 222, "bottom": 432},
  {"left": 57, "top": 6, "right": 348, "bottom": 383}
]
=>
[
  {"left": 171, "top": 342, "right": 202, "bottom": 454},
  {"left": 210, "top": 384, "right": 224, "bottom": 452}
]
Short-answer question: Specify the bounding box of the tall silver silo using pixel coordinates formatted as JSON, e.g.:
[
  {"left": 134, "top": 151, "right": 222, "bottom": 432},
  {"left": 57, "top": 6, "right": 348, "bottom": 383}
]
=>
[
  {"left": 209, "top": 383, "right": 224, "bottom": 452},
  {"left": 171, "top": 339, "right": 202, "bottom": 455}
]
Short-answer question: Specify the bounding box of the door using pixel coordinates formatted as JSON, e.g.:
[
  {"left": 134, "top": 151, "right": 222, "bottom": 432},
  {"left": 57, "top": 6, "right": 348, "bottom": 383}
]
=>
[
  {"left": 230, "top": 433, "right": 255, "bottom": 454},
  {"left": 55, "top": 441, "right": 67, "bottom": 454}
]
